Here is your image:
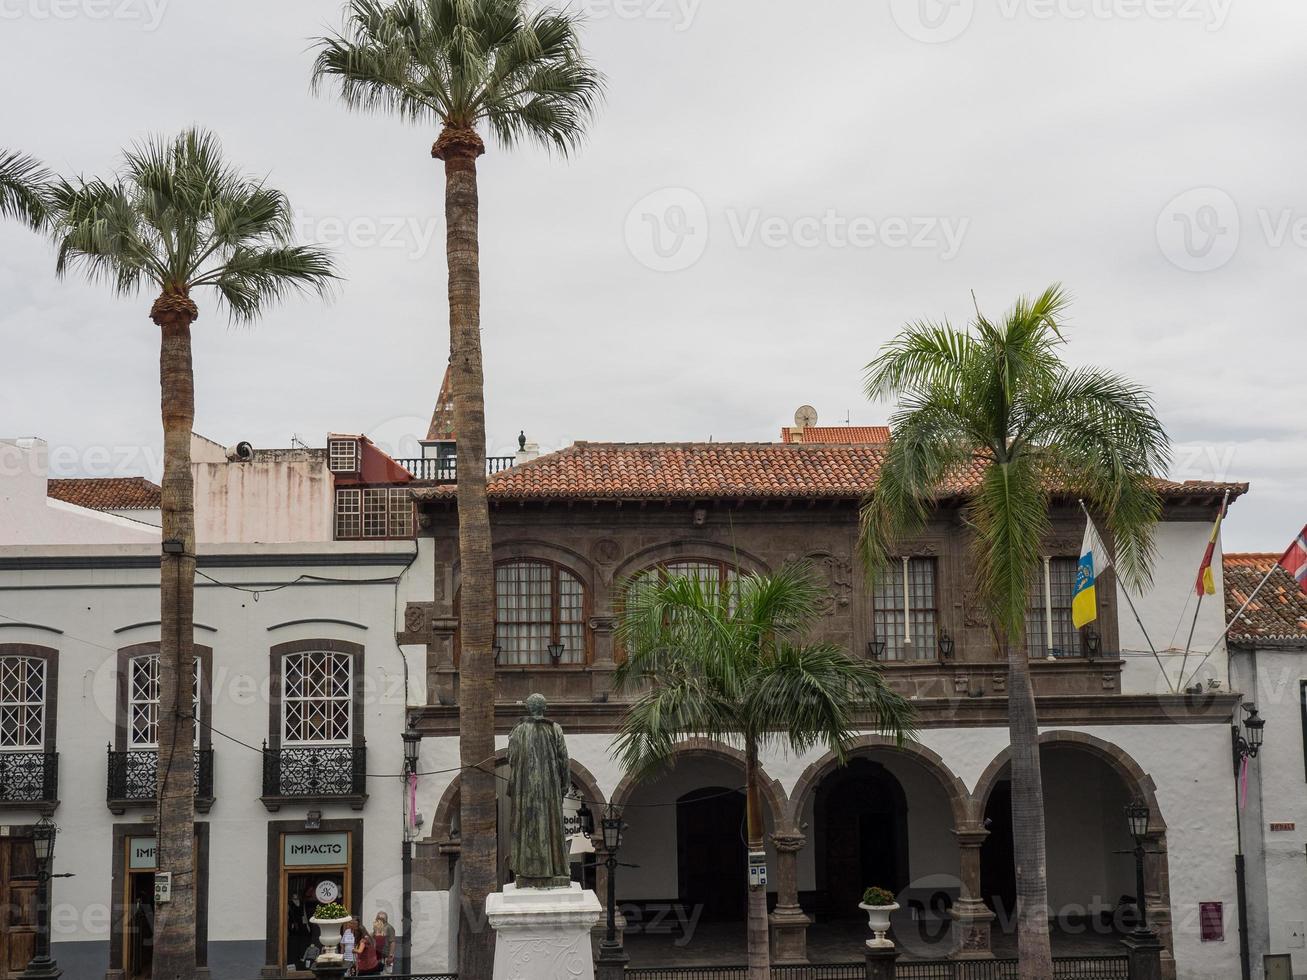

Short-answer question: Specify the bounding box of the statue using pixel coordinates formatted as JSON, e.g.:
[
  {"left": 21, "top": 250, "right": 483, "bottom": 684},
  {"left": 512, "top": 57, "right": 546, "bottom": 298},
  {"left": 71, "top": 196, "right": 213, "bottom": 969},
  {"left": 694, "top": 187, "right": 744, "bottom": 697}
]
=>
[{"left": 507, "top": 693, "right": 571, "bottom": 888}]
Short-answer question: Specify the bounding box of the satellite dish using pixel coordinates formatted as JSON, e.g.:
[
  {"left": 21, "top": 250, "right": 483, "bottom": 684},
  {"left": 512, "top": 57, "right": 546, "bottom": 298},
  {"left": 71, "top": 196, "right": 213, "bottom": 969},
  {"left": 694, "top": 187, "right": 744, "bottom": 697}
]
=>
[{"left": 794, "top": 405, "right": 818, "bottom": 429}]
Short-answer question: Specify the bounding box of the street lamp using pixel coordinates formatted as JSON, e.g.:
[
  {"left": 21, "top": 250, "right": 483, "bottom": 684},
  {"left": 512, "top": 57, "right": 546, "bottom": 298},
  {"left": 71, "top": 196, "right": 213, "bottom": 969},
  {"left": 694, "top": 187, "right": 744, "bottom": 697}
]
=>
[
  {"left": 595, "top": 805, "right": 629, "bottom": 980},
  {"left": 400, "top": 721, "right": 422, "bottom": 975},
  {"left": 18, "top": 815, "right": 62, "bottom": 979},
  {"left": 547, "top": 642, "right": 565, "bottom": 665},
  {"left": 1123, "top": 800, "right": 1153, "bottom": 936},
  {"left": 867, "top": 636, "right": 886, "bottom": 661},
  {"left": 1232, "top": 703, "right": 1268, "bottom": 980},
  {"left": 938, "top": 630, "right": 955, "bottom": 660}
]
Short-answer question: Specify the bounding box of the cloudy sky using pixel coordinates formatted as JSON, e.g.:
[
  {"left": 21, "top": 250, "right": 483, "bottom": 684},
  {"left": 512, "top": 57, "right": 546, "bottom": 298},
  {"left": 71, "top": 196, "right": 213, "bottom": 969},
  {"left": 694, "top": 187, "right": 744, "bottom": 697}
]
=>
[{"left": 2, "top": 0, "right": 1303, "bottom": 550}]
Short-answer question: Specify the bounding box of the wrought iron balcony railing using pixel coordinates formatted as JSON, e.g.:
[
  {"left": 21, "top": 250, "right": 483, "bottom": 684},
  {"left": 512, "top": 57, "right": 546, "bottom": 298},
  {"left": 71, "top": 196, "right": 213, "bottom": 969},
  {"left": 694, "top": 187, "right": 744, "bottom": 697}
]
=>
[
  {"left": 106, "top": 747, "right": 215, "bottom": 812},
  {"left": 262, "top": 743, "right": 367, "bottom": 805},
  {"left": 0, "top": 751, "right": 58, "bottom": 805},
  {"left": 395, "top": 456, "right": 516, "bottom": 483}
]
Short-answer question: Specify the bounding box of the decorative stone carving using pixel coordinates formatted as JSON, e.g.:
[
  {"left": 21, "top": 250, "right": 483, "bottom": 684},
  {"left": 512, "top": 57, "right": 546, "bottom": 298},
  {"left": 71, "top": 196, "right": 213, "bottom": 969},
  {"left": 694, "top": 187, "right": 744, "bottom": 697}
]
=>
[
  {"left": 961, "top": 587, "right": 989, "bottom": 629},
  {"left": 806, "top": 552, "right": 853, "bottom": 617},
  {"left": 588, "top": 616, "right": 617, "bottom": 634},
  {"left": 404, "top": 603, "right": 429, "bottom": 635},
  {"left": 991, "top": 674, "right": 1007, "bottom": 693},
  {"left": 591, "top": 538, "right": 621, "bottom": 566},
  {"left": 486, "top": 883, "right": 602, "bottom": 980}
]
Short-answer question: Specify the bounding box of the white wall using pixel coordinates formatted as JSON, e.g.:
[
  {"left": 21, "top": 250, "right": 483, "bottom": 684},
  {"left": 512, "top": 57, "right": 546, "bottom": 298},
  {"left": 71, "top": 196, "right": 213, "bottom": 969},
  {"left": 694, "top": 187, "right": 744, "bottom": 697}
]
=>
[
  {"left": 0, "top": 438, "right": 159, "bottom": 545},
  {"left": 0, "top": 539, "right": 430, "bottom": 972},
  {"left": 193, "top": 451, "right": 334, "bottom": 544}
]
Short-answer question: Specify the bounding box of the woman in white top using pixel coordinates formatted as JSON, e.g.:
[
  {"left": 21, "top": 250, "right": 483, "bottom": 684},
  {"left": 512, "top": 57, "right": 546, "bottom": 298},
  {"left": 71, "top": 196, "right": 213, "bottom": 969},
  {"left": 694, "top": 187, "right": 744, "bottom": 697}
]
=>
[{"left": 341, "top": 917, "right": 358, "bottom": 973}]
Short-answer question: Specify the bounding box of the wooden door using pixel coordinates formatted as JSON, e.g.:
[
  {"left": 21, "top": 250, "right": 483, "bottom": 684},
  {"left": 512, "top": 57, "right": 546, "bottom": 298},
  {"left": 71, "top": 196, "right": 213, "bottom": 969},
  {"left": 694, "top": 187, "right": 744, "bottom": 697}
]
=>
[
  {"left": 677, "top": 787, "right": 747, "bottom": 922},
  {"left": 0, "top": 837, "right": 38, "bottom": 979}
]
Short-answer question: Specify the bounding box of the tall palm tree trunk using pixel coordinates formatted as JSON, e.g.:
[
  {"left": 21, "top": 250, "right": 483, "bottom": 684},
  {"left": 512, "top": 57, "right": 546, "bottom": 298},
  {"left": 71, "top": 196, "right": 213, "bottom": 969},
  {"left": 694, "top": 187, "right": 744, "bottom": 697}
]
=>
[
  {"left": 151, "top": 289, "right": 198, "bottom": 980},
  {"left": 437, "top": 127, "right": 497, "bottom": 980},
  {"left": 744, "top": 739, "right": 769, "bottom": 980},
  {"left": 1006, "top": 639, "right": 1052, "bottom": 979}
]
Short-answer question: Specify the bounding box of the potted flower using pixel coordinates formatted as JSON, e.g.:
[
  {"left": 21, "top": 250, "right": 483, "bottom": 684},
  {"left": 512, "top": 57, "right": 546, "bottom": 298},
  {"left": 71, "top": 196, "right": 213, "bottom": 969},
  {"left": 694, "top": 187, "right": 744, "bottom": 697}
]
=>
[
  {"left": 309, "top": 901, "right": 351, "bottom": 961},
  {"left": 859, "top": 886, "right": 899, "bottom": 948}
]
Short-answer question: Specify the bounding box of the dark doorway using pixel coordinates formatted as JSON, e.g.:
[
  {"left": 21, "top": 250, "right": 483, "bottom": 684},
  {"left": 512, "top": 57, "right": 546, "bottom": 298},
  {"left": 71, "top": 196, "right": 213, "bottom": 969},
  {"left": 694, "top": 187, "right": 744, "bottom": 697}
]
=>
[
  {"left": 677, "top": 786, "right": 747, "bottom": 922},
  {"left": 980, "top": 779, "right": 1017, "bottom": 925},
  {"left": 815, "top": 758, "right": 909, "bottom": 918},
  {"left": 125, "top": 869, "right": 155, "bottom": 979}
]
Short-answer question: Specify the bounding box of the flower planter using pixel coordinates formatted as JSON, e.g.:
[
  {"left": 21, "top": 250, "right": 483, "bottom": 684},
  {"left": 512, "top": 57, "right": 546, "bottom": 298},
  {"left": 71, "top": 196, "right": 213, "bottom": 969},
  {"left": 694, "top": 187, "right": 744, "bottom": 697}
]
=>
[
  {"left": 858, "top": 901, "right": 900, "bottom": 949},
  {"left": 309, "top": 916, "right": 352, "bottom": 962}
]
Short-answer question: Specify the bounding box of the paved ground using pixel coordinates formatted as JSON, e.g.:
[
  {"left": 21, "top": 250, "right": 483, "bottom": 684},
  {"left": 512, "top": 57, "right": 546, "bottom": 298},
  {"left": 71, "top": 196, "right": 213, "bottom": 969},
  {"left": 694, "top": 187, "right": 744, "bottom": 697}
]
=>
[{"left": 624, "top": 919, "right": 1127, "bottom": 967}]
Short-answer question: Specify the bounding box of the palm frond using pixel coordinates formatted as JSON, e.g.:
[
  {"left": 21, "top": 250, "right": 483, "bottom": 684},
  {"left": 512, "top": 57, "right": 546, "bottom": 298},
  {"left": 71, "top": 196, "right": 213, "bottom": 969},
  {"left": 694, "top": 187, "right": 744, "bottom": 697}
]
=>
[{"left": 0, "top": 150, "right": 52, "bottom": 229}]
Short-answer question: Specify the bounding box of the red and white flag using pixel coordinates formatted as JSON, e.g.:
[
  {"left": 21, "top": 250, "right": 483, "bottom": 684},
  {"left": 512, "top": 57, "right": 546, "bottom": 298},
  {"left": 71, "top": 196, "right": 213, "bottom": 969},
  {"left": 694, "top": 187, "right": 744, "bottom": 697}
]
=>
[{"left": 1281, "top": 525, "right": 1307, "bottom": 594}]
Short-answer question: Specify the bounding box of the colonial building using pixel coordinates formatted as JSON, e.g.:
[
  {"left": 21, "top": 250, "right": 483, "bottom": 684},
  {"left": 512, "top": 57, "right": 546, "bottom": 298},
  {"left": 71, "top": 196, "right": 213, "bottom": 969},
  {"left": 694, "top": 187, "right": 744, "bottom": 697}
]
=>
[
  {"left": 0, "top": 432, "right": 460, "bottom": 979},
  {"left": 405, "top": 425, "right": 1249, "bottom": 980},
  {"left": 1226, "top": 553, "right": 1307, "bottom": 979}
]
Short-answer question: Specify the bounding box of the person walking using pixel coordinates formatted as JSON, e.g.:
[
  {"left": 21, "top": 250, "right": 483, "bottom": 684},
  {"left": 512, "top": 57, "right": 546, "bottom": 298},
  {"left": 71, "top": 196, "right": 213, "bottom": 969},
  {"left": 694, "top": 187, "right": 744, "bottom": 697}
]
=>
[
  {"left": 354, "top": 927, "right": 382, "bottom": 977},
  {"left": 371, "top": 912, "right": 397, "bottom": 974},
  {"left": 341, "top": 917, "right": 357, "bottom": 976}
]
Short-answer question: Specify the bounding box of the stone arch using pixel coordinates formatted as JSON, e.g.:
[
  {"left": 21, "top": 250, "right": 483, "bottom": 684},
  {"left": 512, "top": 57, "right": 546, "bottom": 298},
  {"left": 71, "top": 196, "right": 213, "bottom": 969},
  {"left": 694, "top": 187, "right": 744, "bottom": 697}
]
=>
[
  {"left": 970, "top": 729, "right": 1166, "bottom": 829},
  {"left": 786, "top": 735, "right": 972, "bottom": 832},
  {"left": 609, "top": 539, "right": 771, "bottom": 589},
  {"left": 608, "top": 737, "right": 786, "bottom": 828},
  {"left": 427, "top": 751, "right": 606, "bottom": 842}
]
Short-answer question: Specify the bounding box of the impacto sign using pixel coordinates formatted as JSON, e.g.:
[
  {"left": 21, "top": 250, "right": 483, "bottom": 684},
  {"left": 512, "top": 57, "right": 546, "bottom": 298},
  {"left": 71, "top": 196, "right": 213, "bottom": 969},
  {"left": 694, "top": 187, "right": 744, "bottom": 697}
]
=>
[
  {"left": 128, "top": 837, "right": 157, "bottom": 871},
  {"left": 284, "top": 833, "right": 349, "bottom": 868}
]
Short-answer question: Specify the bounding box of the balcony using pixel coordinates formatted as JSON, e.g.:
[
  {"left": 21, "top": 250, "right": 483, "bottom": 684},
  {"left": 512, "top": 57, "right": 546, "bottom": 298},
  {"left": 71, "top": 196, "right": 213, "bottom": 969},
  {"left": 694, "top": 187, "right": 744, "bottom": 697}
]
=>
[
  {"left": 261, "top": 743, "right": 367, "bottom": 811},
  {"left": 0, "top": 751, "right": 58, "bottom": 811},
  {"left": 106, "top": 747, "right": 215, "bottom": 815},
  {"left": 396, "top": 456, "right": 516, "bottom": 484}
]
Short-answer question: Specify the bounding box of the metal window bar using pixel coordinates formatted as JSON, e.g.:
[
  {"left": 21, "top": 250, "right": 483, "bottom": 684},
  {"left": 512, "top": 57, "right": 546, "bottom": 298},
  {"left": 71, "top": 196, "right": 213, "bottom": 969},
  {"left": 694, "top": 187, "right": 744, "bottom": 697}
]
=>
[
  {"left": 106, "top": 748, "right": 213, "bottom": 802},
  {"left": 0, "top": 750, "right": 57, "bottom": 802},
  {"left": 873, "top": 558, "right": 937, "bottom": 661},
  {"left": 1026, "top": 558, "right": 1082, "bottom": 658},
  {"left": 262, "top": 743, "right": 366, "bottom": 798}
]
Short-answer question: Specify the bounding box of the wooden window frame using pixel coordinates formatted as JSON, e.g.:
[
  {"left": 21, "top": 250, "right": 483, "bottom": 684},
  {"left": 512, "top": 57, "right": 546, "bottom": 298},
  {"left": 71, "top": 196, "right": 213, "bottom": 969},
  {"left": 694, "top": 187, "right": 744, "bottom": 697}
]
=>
[
  {"left": 328, "top": 438, "right": 359, "bottom": 473},
  {"left": 334, "top": 486, "right": 413, "bottom": 541},
  {"left": 267, "top": 639, "right": 366, "bottom": 752},
  {"left": 456, "top": 560, "right": 593, "bottom": 668},
  {"left": 0, "top": 655, "right": 46, "bottom": 751},
  {"left": 280, "top": 649, "right": 355, "bottom": 747},
  {"left": 871, "top": 557, "right": 939, "bottom": 662},
  {"left": 1026, "top": 557, "right": 1084, "bottom": 658},
  {"left": 113, "top": 644, "right": 212, "bottom": 753}
]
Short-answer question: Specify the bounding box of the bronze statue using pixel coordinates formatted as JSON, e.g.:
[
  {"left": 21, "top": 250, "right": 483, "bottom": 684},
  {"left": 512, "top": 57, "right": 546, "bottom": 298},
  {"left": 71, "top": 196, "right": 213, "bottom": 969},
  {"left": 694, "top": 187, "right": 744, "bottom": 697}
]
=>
[{"left": 506, "top": 693, "right": 572, "bottom": 888}]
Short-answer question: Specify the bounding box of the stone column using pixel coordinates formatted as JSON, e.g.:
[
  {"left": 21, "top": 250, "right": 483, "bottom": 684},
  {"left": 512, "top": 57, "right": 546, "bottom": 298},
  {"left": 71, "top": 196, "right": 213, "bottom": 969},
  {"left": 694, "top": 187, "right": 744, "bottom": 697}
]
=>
[
  {"left": 588, "top": 615, "right": 619, "bottom": 701},
  {"left": 1121, "top": 931, "right": 1165, "bottom": 980},
  {"left": 863, "top": 945, "right": 899, "bottom": 980},
  {"left": 951, "top": 827, "right": 995, "bottom": 959},
  {"left": 1145, "top": 831, "right": 1176, "bottom": 980},
  {"left": 768, "top": 831, "right": 811, "bottom": 964}
]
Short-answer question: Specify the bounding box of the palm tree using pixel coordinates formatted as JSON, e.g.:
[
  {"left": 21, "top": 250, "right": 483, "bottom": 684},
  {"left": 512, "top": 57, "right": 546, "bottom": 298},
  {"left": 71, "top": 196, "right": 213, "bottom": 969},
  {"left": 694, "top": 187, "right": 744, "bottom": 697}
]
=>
[
  {"left": 44, "top": 129, "right": 335, "bottom": 980},
  {"left": 857, "top": 285, "right": 1169, "bottom": 978},
  {"left": 311, "top": 3, "right": 602, "bottom": 972},
  {"left": 0, "top": 150, "right": 51, "bottom": 228},
  {"left": 615, "top": 563, "right": 916, "bottom": 980}
]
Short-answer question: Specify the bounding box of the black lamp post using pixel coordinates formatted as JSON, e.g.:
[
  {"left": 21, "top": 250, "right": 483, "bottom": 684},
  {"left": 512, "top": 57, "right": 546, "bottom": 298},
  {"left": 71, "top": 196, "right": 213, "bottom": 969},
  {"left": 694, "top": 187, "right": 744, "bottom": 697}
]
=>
[
  {"left": 400, "top": 722, "right": 421, "bottom": 975},
  {"left": 1119, "top": 800, "right": 1163, "bottom": 980},
  {"left": 19, "top": 815, "right": 61, "bottom": 979},
  {"left": 595, "top": 805, "right": 628, "bottom": 980},
  {"left": 1232, "top": 703, "right": 1266, "bottom": 980}
]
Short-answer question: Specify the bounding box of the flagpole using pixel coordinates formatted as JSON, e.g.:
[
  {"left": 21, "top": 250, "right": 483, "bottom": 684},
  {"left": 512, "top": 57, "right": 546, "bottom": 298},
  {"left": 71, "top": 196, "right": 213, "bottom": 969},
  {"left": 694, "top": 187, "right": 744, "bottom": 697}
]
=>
[
  {"left": 1077, "top": 499, "right": 1175, "bottom": 693},
  {"left": 1179, "top": 559, "right": 1282, "bottom": 692},
  {"left": 1179, "top": 489, "right": 1231, "bottom": 688}
]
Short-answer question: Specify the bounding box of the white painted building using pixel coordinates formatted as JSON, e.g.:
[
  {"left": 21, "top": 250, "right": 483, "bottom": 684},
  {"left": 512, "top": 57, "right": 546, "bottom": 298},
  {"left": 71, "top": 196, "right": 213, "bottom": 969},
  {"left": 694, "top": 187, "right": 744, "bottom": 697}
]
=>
[{"left": 1226, "top": 552, "right": 1307, "bottom": 980}]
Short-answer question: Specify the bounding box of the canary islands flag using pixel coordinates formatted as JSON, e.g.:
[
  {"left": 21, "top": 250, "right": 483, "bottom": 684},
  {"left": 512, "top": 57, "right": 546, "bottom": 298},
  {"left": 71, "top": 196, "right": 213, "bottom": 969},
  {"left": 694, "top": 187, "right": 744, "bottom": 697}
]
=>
[{"left": 1072, "top": 517, "right": 1112, "bottom": 629}]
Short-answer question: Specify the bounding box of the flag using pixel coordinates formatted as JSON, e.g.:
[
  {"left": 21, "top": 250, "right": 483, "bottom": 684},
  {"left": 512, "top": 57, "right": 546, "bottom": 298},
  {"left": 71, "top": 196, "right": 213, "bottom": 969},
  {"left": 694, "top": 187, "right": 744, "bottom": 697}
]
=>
[
  {"left": 1072, "top": 516, "right": 1112, "bottom": 629},
  {"left": 1195, "top": 498, "right": 1228, "bottom": 597},
  {"left": 1281, "top": 525, "right": 1307, "bottom": 595}
]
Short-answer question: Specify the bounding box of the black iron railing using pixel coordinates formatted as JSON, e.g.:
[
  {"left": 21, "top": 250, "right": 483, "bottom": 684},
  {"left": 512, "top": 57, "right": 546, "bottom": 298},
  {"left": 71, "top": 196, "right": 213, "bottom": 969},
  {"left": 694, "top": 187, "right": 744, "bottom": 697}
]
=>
[
  {"left": 0, "top": 750, "right": 58, "bottom": 803},
  {"left": 106, "top": 747, "right": 214, "bottom": 803},
  {"left": 627, "top": 958, "right": 1129, "bottom": 980},
  {"left": 262, "top": 743, "right": 366, "bottom": 799},
  {"left": 396, "top": 456, "right": 516, "bottom": 482}
]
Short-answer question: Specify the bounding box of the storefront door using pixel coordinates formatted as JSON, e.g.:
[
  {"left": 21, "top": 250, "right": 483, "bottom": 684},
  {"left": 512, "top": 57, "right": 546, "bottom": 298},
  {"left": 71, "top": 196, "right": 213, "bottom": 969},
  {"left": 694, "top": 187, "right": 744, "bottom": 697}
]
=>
[
  {"left": 122, "top": 836, "right": 158, "bottom": 980},
  {"left": 277, "top": 831, "right": 352, "bottom": 975}
]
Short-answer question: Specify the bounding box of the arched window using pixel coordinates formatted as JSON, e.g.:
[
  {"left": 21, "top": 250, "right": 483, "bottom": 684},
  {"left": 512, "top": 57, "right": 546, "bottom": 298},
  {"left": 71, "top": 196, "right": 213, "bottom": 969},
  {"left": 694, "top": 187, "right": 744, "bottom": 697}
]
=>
[
  {"left": 628, "top": 558, "right": 741, "bottom": 604},
  {"left": 128, "top": 654, "right": 201, "bottom": 748},
  {"left": 281, "top": 650, "right": 353, "bottom": 744},
  {"left": 0, "top": 656, "right": 46, "bottom": 749},
  {"left": 494, "top": 560, "right": 588, "bottom": 666}
]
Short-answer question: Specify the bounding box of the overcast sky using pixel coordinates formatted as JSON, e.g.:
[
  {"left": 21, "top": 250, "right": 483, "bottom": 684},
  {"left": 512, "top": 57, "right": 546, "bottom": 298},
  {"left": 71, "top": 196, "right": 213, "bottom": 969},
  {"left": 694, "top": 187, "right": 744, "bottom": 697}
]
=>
[{"left": 2, "top": 0, "right": 1303, "bottom": 551}]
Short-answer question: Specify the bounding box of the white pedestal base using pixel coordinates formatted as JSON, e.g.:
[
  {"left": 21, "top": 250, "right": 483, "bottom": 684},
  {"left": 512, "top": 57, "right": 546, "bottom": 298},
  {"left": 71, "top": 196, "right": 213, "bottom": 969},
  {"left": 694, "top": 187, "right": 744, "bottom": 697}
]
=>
[{"left": 487, "top": 882, "right": 603, "bottom": 980}]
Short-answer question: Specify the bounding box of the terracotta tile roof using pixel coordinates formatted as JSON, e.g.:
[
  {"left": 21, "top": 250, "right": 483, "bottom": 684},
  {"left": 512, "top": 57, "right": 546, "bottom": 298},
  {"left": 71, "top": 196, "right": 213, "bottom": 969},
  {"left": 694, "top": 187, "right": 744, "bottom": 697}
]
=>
[
  {"left": 411, "top": 441, "right": 1248, "bottom": 505},
  {"left": 782, "top": 425, "right": 891, "bottom": 444},
  {"left": 1223, "top": 553, "right": 1307, "bottom": 645},
  {"left": 47, "top": 477, "right": 161, "bottom": 511}
]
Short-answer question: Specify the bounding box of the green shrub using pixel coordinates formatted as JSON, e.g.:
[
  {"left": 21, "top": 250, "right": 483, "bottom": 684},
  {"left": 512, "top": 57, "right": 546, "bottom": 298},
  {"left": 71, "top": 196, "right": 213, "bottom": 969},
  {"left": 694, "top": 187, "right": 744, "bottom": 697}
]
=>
[
  {"left": 313, "top": 901, "right": 349, "bottom": 920},
  {"left": 861, "top": 886, "right": 896, "bottom": 907}
]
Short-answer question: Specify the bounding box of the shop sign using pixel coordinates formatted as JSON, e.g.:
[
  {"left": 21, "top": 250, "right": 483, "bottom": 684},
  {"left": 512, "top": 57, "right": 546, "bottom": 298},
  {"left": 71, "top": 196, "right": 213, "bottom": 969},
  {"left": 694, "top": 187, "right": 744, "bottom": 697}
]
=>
[
  {"left": 128, "top": 837, "right": 158, "bottom": 870},
  {"left": 283, "top": 832, "right": 349, "bottom": 867}
]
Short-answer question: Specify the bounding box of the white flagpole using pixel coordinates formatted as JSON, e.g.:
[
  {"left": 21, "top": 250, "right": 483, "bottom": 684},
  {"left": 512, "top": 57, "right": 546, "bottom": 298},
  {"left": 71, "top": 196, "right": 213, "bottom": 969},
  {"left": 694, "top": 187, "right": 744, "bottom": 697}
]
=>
[
  {"left": 1178, "top": 489, "right": 1230, "bottom": 689},
  {"left": 1179, "top": 559, "right": 1282, "bottom": 692}
]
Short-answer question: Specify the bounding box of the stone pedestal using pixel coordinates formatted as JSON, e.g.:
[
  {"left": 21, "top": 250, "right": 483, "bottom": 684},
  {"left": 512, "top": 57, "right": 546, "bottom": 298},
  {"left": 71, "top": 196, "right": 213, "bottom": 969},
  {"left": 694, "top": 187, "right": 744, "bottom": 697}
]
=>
[
  {"left": 863, "top": 945, "right": 899, "bottom": 980},
  {"left": 1122, "top": 930, "right": 1164, "bottom": 980},
  {"left": 768, "top": 831, "right": 811, "bottom": 964},
  {"left": 487, "top": 882, "right": 603, "bottom": 980}
]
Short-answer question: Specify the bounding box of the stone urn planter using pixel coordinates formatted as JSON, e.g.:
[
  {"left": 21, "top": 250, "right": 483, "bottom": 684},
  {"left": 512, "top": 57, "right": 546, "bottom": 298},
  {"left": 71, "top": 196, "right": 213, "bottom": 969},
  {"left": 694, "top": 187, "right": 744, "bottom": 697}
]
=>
[
  {"left": 309, "top": 912, "right": 352, "bottom": 962},
  {"left": 859, "top": 888, "right": 899, "bottom": 949}
]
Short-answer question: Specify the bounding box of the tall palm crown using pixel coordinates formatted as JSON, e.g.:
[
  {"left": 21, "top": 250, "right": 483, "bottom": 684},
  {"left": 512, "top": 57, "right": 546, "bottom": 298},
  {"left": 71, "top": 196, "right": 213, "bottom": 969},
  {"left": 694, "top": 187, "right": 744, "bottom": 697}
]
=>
[
  {"left": 858, "top": 284, "right": 1170, "bottom": 638},
  {"left": 47, "top": 128, "right": 335, "bottom": 314},
  {"left": 0, "top": 150, "right": 51, "bottom": 229},
  {"left": 615, "top": 564, "right": 915, "bottom": 771},
  {"left": 311, "top": 0, "right": 604, "bottom": 153}
]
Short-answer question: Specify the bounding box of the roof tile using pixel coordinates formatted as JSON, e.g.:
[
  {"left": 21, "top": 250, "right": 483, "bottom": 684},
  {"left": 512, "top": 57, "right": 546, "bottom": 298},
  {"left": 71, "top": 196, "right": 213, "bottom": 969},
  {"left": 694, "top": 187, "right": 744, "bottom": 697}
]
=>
[
  {"left": 47, "top": 477, "right": 161, "bottom": 511},
  {"left": 1223, "top": 553, "right": 1307, "bottom": 644}
]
